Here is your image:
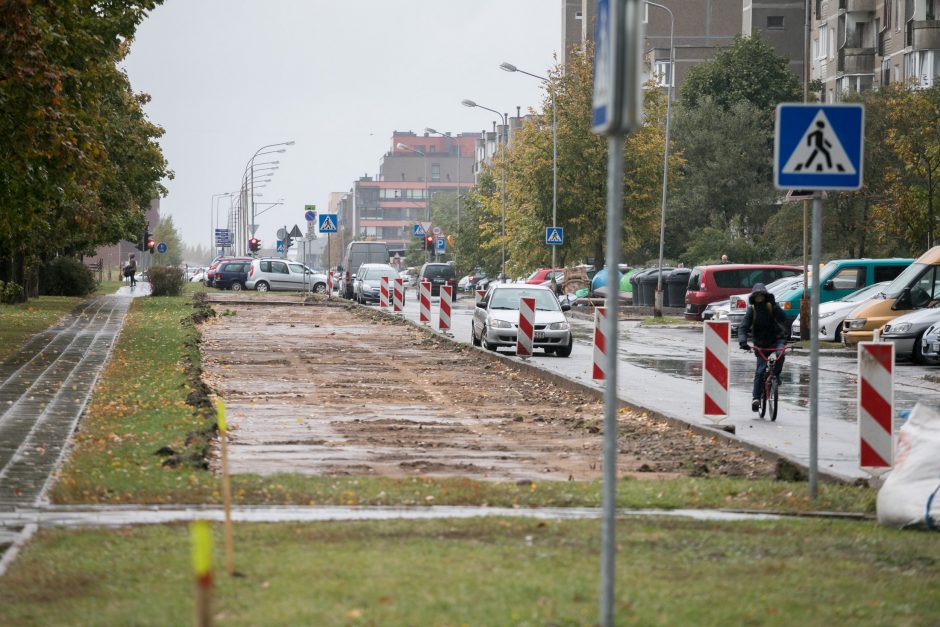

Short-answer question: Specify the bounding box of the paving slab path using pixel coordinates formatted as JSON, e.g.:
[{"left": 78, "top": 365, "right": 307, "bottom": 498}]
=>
[{"left": 0, "top": 294, "right": 135, "bottom": 511}]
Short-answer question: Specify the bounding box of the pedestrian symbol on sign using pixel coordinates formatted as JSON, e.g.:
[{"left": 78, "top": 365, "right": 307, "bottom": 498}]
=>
[
  {"left": 545, "top": 227, "right": 564, "bottom": 246},
  {"left": 782, "top": 110, "right": 855, "bottom": 175},
  {"left": 318, "top": 214, "right": 338, "bottom": 233}
]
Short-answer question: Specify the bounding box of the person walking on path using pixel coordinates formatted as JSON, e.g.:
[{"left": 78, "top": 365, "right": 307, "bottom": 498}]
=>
[{"left": 124, "top": 253, "right": 138, "bottom": 287}]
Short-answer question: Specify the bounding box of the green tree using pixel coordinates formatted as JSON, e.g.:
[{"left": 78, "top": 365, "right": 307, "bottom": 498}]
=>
[
  {"left": 152, "top": 215, "right": 183, "bottom": 266},
  {"left": 681, "top": 35, "right": 801, "bottom": 112}
]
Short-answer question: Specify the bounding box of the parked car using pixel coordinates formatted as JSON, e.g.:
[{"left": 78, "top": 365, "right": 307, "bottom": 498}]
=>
[
  {"left": 190, "top": 269, "right": 206, "bottom": 283},
  {"left": 354, "top": 263, "right": 400, "bottom": 304},
  {"left": 245, "top": 258, "right": 327, "bottom": 292},
  {"left": 214, "top": 260, "right": 251, "bottom": 291},
  {"left": 525, "top": 268, "right": 564, "bottom": 285},
  {"left": 920, "top": 323, "right": 940, "bottom": 361},
  {"left": 339, "top": 241, "right": 390, "bottom": 298},
  {"left": 880, "top": 305, "right": 940, "bottom": 363},
  {"left": 701, "top": 299, "right": 730, "bottom": 321},
  {"left": 684, "top": 264, "right": 802, "bottom": 320},
  {"left": 726, "top": 276, "right": 804, "bottom": 337},
  {"left": 417, "top": 262, "right": 457, "bottom": 297},
  {"left": 790, "top": 281, "right": 890, "bottom": 341},
  {"left": 843, "top": 246, "right": 940, "bottom": 346},
  {"left": 471, "top": 283, "right": 573, "bottom": 356},
  {"left": 205, "top": 256, "right": 252, "bottom": 288},
  {"left": 399, "top": 268, "right": 418, "bottom": 288}
]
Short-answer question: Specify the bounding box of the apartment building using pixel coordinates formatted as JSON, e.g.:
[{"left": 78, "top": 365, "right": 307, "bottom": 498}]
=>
[{"left": 812, "top": 0, "right": 940, "bottom": 101}]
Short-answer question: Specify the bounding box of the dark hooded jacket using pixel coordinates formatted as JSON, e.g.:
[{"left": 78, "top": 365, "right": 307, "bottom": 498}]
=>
[{"left": 737, "top": 283, "right": 789, "bottom": 347}]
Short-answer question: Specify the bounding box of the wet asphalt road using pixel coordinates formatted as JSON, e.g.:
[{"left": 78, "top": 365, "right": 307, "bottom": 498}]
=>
[{"left": 393, "top": 293, "right": 940, "bottom": 480}]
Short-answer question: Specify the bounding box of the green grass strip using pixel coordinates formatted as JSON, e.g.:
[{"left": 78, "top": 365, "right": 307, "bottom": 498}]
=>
[
  {"left": 1, "top": 517, "right": 937, "bottom": 625},
  {"left": 0, "top": 296, "right": 83, "bottom": 362}
]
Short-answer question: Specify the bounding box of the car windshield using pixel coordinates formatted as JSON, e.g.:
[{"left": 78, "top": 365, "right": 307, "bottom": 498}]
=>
[
  {"left": 361, "top": 265, "right": 397, "bottom": 280},
  {"left": 489, "top": 288, "right": 560, "bottom": 311},
  {"left": 842, "top": 281, "right": 889, "bottom": 302},
  {"left": 883, "top": 262, "right": 928, "bottom": 298},
  {"left": 771, "top": 277, "right": 803, "bottom": 296}
]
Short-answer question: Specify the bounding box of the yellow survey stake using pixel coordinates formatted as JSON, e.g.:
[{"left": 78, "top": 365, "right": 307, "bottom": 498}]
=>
[{"left": 191, "top": 521, "right": 213, "bottom": 577}]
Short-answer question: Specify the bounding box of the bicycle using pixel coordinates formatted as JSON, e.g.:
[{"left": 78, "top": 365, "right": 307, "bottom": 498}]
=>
[{"left": 741, "top": 344, "right": 792, "bottom": 421}]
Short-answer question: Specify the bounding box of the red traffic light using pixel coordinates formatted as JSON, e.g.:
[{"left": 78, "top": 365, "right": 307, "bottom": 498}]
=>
[
  {"left": 146, "top": 239, "right": 156, "bottom": 254},
  {"left": 248, "top": 237, "right": 260, "bottom": 252}
]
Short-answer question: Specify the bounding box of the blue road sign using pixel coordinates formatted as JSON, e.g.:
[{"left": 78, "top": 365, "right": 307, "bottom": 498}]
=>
[
  {"left": 304, "top": 210, "right": 316, "bottom": 222},
  {"left": 276, "top": 240, "right": 284, "bottom": 254},
  {"left": 156, "top": 242, "right": 168, "bottom": 254},
  {"left": 436, "top": 237, "right": 445, "bottom": 253},
  {"left": 413, "top": 223, "right": 427, "bottom": 237},
  {"left": 545, "top": 227, "right": 564, "bottom": 246},
  {"left": 591, "top": 0, "right": 615, "bottom": 133},
  {"left": 318, "top": 213, "right": 338, "bottom": 233},
  {"left": 775, "top": 104, "right": 864, "bottom": 191},
  {"left": 214, "top": 229, "right": 231, "bottom": 246}
]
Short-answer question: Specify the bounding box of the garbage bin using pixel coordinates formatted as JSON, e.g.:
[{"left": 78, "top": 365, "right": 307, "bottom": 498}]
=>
[
  {"left": 629, "top": 268, "right": 648, "bottom": 304},
  {"left": 639, "top": 268, "right": 673, "bottom": 308},
  {"left": 620, "top": 268, "right": 640, "bottom": 294},
  {"left": 590, "top": 267, "right": 623, "bottom": 296},
  {"left": 666, "top": 268, "right": 691, "bottom": 308}
]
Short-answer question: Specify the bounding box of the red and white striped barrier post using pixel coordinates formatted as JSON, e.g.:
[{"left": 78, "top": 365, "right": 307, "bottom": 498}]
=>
[
  {"left": 592, "top": 307, "right": 607, "bottom": 380},
  {"left": 858, "top": 342, "right": 894, "bottom": 472},
  {"left": 419, "top": 281, "right": 431, "bottom": 324},
  {"left": 475, "top": 289, "right": 486, "bottom": 305},
  {"left": 379, "top": 275, "right": 390, "bottom": 309},
  {"left": 326, "top": 271, "right": 333, "bottom": 300},
  {"left": 703, "top": 320, "right": 730, "bottom": 422},
  {"left": 516, "top": 297, "right": 535, "bottom": 358},
  {"left": 393, "top": 278, "right": 404, "bottom": 313},
  {"left": 439, "top": 285, "right": 453, "bottom": 333}
]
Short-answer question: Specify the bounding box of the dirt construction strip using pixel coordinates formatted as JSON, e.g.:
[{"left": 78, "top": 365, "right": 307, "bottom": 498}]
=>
[{"left": 201, "top": 302, "right": 776, "bottom": 482}]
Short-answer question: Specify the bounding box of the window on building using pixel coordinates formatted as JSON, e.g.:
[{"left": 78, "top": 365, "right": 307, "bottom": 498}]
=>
[
  {"left": 817, "top": 27, "right": 828, "bottom": 59},
  {"left": 767, "top": 15, "right": 784, "bottom": 30},
  {"left": 830, "top": 26, "right": 836, "bottom": 57},
  {"left": 642, "top": 4, "right": 648, "bottom": 23},
  {"left": 431, "top": 163, "right": 441, "bottom": 182},
  {"left": 429, "top": 145, "right": 436, "bottom": 152},
  {"left": 895, "top": 0, "right": 900, "bottom": 30},
  {"left": 653, "top": 60, "right": 673, "bottom": 87}
]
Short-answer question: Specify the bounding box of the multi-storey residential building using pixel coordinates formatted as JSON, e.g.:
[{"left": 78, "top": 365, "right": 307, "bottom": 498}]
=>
[
  {"left": 338, "top": 132, "right": 476, "bottom": 258},
  {"left": 812, "top": 0, "right": 940, "bottom": 101}
]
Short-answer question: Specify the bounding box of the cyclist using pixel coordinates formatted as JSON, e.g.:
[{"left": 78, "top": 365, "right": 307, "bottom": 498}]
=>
[{"left": 738, "top": 283, "right": 789, "bottom": 412}]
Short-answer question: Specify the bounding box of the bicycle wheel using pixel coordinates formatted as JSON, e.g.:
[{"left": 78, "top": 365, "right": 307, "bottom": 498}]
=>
[
  {"left": 758, "top": 375, "right": 768, "bottom": 418},
  {"left": 769, "top": 377, "right": 779, "bottom": 422}
]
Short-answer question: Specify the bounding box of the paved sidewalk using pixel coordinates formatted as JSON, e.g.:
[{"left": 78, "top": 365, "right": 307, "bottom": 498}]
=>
[{"left": 0, "top": 295, "right": 133, "bottom": 511}]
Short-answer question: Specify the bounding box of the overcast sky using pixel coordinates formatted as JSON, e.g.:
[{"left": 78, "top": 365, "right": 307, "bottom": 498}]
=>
[{"left": 122, "top": 0, "right": 560, "bottom": 251}]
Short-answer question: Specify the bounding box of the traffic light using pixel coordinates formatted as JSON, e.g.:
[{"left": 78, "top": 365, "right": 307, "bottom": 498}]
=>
[
  {"left": 137, "top": 223, "right": 151, "bottom": 251},
  {"left": 425, "top": 235, "right": 434, "bottom": 251},
  {"left": 248, "top": 237, "right": 260, "bottom": 252},
  {"left": 146, "top": 239, "right": 156, "bottom": 254},
  {"left": 283, "top": 235, "right": 293, "bottom": 251}
]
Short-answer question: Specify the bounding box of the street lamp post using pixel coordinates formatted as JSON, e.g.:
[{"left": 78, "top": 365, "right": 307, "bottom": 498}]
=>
[
  {"left": 646, "top": 1, "right": 675, "bottom": 317},
  {"left": 500, "top": 62, "right": 559, "bottom": 271},
  {"left": 463, "top": 99, "right": 508, "bottom": 281},
  {"left": 240, "top": 141, "right": 294, "bottom": 254},
  {"left": 396, "top": 142, "right": 432, "bottom": 261}
]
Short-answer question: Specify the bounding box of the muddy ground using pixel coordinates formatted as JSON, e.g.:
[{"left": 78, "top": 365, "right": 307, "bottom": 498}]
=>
[{"left": 200, "top": 300, "right": 775, "bottom": 482}]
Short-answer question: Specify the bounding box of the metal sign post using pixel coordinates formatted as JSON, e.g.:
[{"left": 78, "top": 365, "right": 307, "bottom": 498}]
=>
[
  {"left": 592, "top": 2, "right": 643, "bottom": 625},
  {"left": 775, "top": 103, "right": 864, "bottom": 500}
]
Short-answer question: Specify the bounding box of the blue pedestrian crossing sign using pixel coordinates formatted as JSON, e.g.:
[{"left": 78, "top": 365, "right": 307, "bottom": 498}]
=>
[
  {"left": 545, "top": 227, "right": 564, "bottom": 246},
  {"left": 413, "top": 223, "right": 427, "bottom": 237},
  {"left": 318, "top": 213, "right": 338, "bottom": 233},
  {"left": 775, "top": 104, "right": 864, "bottom": 191},
  {"left": 276, "top": 240, "right": 284, "bottom": 254},
  {"left": 436, "top": 237, "right": 445, "bottom": 253}
]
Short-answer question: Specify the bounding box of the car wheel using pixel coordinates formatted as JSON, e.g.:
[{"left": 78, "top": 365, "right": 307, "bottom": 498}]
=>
[
  {"left": 833, "top": 322, "right": 844, "bottom": 343},
  {"left": 313, "top": 282, "right": 326, "bottom": 294},
  {"left": 543, "top": 347, "right": 556, "bottom": 355},
  {"left": 482, "top": 327, "right": 498, "bottom": 352},
  {"left": 230, "top": 282, "right": 242, "bottom": 292},
  {"left": 555, "top": 337, "right": 573, "bottom": 357},
  {"left": 255, "top": 281, "right": 269, "bottom": 293},
  {"left": 471, "top": 325, "right": 481, "bottom": 347}
]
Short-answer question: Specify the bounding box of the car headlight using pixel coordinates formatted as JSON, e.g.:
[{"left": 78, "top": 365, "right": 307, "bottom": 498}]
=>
[
  {"left": 819, "top": 311, "right": 835, "bottom": 319},
  {"left": 889, "top": 322, "right": 912, "bottom": 334},
  {"left": 548, "top": 321, "right": 570, "bottom": 331},
  {"left": 845, "top": 319, "right": 866, "bottom": 330},
  {"left": 490, "top": 319, "right": 513, "bottom": 329}
]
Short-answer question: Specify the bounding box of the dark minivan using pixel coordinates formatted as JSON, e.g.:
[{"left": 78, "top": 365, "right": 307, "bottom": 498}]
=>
[
  {"left": 418, "top": 262, "right": 457, "bottom": 297},
  {"left": 214, "top": 260, "right": 251, "bottom": 291}
]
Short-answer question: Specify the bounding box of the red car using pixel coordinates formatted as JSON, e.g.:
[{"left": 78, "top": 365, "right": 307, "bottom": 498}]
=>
[
  {"left": 206, "top": 256, "right": 253, "bottom": 287},
  {"left": 525, "top": 268, "right": 565, "bottom": 285},
  {"left": 684, "top": 264, "right": 802, "bottom": 320}
]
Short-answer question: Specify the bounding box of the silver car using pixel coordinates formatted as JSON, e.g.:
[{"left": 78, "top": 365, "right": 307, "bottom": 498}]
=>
[
  {"left": 471, "top": 284, "right": 573, "bottom": 356},
  {"left": 920, "top": 323, "right": 940, "bottom": 361},
  {"left": 881, "top": 304, "right": 940, "bottom": 363},
  {"left": 354, "top": 263, "right": 400, "bottom": 304},
  {"left": 245, "top": 258, "right": 328, "bottom": 292}
]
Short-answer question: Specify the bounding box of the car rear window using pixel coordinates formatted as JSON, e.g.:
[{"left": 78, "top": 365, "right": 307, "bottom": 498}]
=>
[
  {"left": 221, "top": 262, "right": 247, "bottom": 272},
  {"left": 713, "top": 269, "right": 791, "bottom": 290},
  {"left": 422, "top": 265, "right": 455, "bottom": 279},
  {"left": 360, "top": 265, "right": 396, "bottom": 280},
  {"left": 489, "top": 288, "right": 560, "bottom": 311},
  {"left": 688, "top": 270, "right": 703, "bottom": 291}
]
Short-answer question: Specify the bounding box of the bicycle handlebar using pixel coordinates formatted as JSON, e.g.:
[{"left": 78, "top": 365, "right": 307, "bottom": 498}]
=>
[{"left": 741, "top": 344, "right": 794, "bottom": 358}]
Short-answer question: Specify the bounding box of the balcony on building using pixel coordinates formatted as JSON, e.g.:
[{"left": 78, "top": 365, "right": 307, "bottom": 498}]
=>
[
  {"left": 839, "top": 0, "right": 876, "bottom": 12},
  {"left": 838, "top": 26, "right": 876, "bottom": 74},
  {"left": 911, "top": 20, "right": 940, "bottom": 50}
]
